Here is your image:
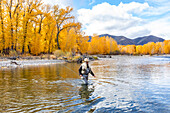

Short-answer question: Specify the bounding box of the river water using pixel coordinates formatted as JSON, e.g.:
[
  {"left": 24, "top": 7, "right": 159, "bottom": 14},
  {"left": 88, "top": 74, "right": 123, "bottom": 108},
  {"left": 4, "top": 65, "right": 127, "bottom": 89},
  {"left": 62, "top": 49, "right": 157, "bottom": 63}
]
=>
[{"left": 0, "top": 56, "right": 170, "bottom": 113}]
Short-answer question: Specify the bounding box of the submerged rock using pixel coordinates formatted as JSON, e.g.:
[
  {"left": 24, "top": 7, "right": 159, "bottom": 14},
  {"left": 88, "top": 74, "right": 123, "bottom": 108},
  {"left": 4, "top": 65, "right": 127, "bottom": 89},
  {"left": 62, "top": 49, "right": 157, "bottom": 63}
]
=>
[{"left": 77, "top": 57, "right": 83, "bottom": 64}]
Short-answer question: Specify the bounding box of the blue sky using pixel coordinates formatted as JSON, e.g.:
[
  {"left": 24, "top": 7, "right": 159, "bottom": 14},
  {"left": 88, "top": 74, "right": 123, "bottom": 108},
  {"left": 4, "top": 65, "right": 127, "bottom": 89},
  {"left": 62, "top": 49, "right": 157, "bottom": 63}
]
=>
[
  {"left": 43, "top": 0, "right": 170, "bottom": 39},
  {"left": 73, "top": 0, "right": 146, "bottom": 9}
]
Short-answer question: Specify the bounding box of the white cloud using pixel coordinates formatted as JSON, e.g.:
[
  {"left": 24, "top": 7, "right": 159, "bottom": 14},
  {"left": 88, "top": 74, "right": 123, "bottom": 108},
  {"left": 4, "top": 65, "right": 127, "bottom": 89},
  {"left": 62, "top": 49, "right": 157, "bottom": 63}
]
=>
[
  {"left": 78, "top": 2, "right": 149, "bottom": 38},
  {"left": 145, "top": 17, "right": 170, "bottom": 39},
  {"left": 42, "top": 0, "right": 77, "bottom": 18},
  {"left": 42, "top": 0, "right": 73, "bottom": 8},
  {"left": 77, "top": 2, "right": 170, "bottom": 39},
  {"left": 143, "top": 0, "right": 170, "bottom": 16},
  {"left": 119, "top": 2, "right": 149, "bottom": 14}
]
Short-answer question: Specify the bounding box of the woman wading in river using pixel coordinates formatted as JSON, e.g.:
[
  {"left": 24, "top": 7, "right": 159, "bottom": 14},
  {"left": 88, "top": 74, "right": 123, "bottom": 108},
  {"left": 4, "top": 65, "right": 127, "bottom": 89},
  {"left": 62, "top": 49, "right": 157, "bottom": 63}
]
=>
[{"left": 79, "top": 58, "right": 96, "bottom": 84}]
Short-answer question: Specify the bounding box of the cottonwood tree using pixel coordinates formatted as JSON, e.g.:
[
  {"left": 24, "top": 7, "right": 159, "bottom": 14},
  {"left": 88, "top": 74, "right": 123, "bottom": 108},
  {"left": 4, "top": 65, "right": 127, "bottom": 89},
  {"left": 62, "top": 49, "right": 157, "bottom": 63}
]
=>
[
  {"left": 53, "top": 5, "right": 79, "bottom": 49},
  {"left": 21, "top": 0, "right": 43, "bottom": 54},
  {"left": 0, "top": 0, "right": 5, "bottom": 53}
]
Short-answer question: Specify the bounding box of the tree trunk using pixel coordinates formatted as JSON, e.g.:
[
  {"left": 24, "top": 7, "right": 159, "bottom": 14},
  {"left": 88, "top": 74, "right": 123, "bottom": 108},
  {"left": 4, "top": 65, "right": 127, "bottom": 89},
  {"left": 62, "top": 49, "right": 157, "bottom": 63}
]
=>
[
  {"left": 56, "top": 31, "right": 60, "bottom": 49},
  {"left": 49, "top": 28, "right": 54, "bottom": 53},
  {"left": 15, "top": 12, "right": 19, "bottom": 50},
  {"left": 22, "top": 21, "right": 28, "bottom": 54},
  {"left": 38, "top": 15, "right": 43, "bottom": 34},
  {"left": 9, "top": 0, "right": 14, "bottom": 50},
  {"left": 0, "top": 0, "right": 5, "bottom": 53}
]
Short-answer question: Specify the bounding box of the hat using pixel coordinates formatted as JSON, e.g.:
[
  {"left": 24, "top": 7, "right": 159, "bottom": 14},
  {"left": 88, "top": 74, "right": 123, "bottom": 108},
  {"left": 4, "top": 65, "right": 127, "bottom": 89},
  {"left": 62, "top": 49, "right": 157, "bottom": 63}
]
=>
[{"left": 84, "top": 58, "right": 89, "bottom": 62}]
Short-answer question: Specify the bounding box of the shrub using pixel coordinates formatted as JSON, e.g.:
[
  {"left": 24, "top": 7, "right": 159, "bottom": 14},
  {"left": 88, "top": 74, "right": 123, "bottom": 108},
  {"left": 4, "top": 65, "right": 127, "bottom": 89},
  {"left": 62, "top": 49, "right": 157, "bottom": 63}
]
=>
[
  {"left": 41, "top": 54, "right": 50, "bottom": 59},
  {"left": 65, "top": 52, "right": 72, "bottom": 58},
  {"left": 53, "top": 50, "right": 65, "bottom": 57},
  {"left": 92, "top": 56, "right": 98, "bottom": 60},
  {"left": 9, "top": 50, "right": 18, "bottom": 56},
  {"left": 0, "top": 53, "right": 4, "bottom": 57},
  {"left": 72, "top": 55, "right": 81, "bottom": 61},
  {"left": 110, "top": 50, "right": 121, "bottom": 55}
]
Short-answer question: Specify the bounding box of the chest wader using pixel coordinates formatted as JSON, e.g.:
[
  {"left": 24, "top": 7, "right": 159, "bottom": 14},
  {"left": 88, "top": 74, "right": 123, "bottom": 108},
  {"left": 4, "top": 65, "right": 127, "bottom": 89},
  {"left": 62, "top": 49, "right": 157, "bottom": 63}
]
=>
[{"left": 81, "top": 64, "right": 91, "bottom": 84}]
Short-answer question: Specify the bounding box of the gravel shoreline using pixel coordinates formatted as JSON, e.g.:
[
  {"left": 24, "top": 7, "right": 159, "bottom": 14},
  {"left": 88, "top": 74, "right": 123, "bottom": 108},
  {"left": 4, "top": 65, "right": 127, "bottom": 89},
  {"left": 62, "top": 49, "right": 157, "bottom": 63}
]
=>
[{"left": 0, "top": 59, "right": 65, "bottom": 69}]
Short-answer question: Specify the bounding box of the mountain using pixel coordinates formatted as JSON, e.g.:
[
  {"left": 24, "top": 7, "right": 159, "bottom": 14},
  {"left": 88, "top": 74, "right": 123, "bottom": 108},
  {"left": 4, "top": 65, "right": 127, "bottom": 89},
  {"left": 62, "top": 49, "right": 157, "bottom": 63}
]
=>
[
  {"left": 99, "top": 34, "right": 135, "bottom": 45},
  {"left": 133, "top": 35, "right": 165, "bottom": 45},
  {"left": 98, "top": 34, "right": 164, "bottom": 45}
]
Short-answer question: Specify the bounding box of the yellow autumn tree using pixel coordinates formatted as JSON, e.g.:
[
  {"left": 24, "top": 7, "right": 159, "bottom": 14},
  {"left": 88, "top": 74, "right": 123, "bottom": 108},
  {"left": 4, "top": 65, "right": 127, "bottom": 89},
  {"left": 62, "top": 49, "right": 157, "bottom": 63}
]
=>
[
  {"left": 110, "top": 38, "right": 119, "bottom": 54},
  {"left": 77, "top": 36, "right": 89, "bottom": 54},
  {"left": 88, "top": 34, "right": 100, "bottom": 54},
  {"left": 98, "top": 36, "right": 108, "bottom": 54},
  {"left": 136, "top": 45, "right": 143, "bottom": 55},
  {"left": 88, "top": 35, "right": 119, "bottom": 55},
  {"left": 0, "top": 0, "right": 82, "bottom": 55},
  {"left": 163, "top": 40, "right": 170, "bottom": 54},
  {"left": 0, "top": 0, "right": 5, "bottom": 53},
  {"left": 155, "top": 42, "right": 163, "bottom": 54},
  {"left": 120, "top": 45, "right": 135, "bottom": 54},
  {"left": 60, "top": 28, "right": 77, "bottom": 52}
]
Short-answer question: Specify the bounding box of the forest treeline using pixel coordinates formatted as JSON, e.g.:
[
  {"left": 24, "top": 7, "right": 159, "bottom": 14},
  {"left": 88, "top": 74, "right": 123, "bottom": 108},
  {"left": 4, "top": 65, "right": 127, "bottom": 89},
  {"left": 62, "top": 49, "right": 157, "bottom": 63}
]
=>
[
  {"left": 85, "top": 35, "right": 170, "bottom": 55},
  {"left": 119, "top": 40, "right": 170, "bottom": 55},
  {"left": 0, "top": 0, "right": 170, "bottom": 56},
  {"left": 0, "top": 0, "right": 82, "bottom": 55}
]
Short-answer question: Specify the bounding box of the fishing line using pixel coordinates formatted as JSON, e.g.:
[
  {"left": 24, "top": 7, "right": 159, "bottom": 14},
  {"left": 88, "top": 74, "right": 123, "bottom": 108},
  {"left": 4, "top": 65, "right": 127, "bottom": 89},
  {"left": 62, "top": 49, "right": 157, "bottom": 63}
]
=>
[
  {"left": 60, "top": 63, "right": 84, "bottom": 85},
  {"left": 61, "top": 63, "right": 78, "bottom": 75},
  {"left": 60, "top": 62, "right": 97, "bottom": 85}
]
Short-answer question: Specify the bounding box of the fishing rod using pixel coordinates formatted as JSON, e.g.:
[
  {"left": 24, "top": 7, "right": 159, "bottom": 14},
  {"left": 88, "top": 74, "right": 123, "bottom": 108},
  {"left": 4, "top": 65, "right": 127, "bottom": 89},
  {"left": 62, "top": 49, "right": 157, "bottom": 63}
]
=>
[
  {"left": 60, "top": 61, "right": 97, "bottom": 80},
  {"left": 61, "top": 63, "right": 78, "bottom": 75}
]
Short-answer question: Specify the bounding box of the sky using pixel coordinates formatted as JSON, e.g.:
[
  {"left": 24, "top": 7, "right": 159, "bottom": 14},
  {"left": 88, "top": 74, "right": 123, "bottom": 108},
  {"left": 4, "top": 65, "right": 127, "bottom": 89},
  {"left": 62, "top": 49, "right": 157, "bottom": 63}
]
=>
[{"left": 42, "top": 0, "right": 170, "bottom": 39}]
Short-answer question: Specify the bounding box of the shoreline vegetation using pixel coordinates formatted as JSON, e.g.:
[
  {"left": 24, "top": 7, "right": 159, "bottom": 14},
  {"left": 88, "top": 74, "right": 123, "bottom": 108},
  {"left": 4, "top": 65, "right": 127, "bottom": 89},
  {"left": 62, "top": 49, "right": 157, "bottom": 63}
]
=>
[
  {"left": 0, "top": 0, "right": 170, "bottom": 68},
  {"left": 1, "top": 51, "right": 170, "bottom": 69}
]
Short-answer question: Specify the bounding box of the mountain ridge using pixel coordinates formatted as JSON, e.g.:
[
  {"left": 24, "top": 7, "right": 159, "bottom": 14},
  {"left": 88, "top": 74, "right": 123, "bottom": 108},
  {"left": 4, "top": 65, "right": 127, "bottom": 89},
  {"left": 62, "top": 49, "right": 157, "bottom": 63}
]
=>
[{"left": 89, "top": 34, "right": 165, "bottom": 45}]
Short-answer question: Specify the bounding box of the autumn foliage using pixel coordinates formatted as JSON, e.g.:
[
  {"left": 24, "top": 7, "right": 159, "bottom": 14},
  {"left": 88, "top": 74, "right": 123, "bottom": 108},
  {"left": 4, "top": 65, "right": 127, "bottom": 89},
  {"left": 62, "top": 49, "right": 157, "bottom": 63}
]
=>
[
  {"left": 119, "top": 40, "right": 170, "bottom": 55},
  {"left": 0, "top": 0, "right": 81, "bottom": 55},
  {"left": 88, "top": 35, "right": 119, "bottom": 55}
]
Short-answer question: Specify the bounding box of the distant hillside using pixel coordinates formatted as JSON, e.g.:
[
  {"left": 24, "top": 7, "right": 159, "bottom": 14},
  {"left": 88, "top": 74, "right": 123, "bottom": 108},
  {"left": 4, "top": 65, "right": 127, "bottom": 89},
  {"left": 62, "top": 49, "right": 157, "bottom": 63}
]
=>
[
  {"left": 99, "top": 34, "right": 135, "bottom": 45},
  {"left": 97, "top": 34, "right": 164, "bottom": 45},
  {"left": 133, "top": 35, "right": 164, "bottom": 45}
]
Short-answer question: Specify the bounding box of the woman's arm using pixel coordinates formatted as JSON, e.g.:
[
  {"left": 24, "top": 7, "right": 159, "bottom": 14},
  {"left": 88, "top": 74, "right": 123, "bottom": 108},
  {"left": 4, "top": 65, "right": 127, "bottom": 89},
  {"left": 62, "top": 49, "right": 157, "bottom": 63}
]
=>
[
  {"left": 90, "top": 69, "right": 95, "bottom": 77},
  {"left": 79, "top": 66, "right": 82, "bottom": 76}
]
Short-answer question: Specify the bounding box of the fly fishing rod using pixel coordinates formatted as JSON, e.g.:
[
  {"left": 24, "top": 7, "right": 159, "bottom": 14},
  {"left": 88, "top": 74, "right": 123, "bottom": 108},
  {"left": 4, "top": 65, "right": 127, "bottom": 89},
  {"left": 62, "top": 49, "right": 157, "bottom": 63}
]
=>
[{"left": 61, "top": 63, "right": 78, "bottom": 75}]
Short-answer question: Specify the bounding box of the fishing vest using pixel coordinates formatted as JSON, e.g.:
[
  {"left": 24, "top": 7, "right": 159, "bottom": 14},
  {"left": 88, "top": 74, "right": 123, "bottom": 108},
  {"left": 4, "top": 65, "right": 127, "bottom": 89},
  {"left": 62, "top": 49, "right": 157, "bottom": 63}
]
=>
[{"left": 81, "top": 62, "right": 91, "bottom": 75}]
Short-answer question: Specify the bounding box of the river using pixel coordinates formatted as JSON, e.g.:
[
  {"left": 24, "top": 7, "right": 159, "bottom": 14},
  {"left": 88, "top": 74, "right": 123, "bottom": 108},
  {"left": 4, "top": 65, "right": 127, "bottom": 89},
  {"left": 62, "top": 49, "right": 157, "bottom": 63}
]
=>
[{"left": 0, "top": 56, "right": 170, "bottom": 113}]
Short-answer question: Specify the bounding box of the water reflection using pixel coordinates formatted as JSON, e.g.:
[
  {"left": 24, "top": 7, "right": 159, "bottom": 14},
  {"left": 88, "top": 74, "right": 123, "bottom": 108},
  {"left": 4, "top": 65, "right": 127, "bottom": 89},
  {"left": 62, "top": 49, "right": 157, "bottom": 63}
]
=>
[
  {"left": 0, "top": 56, "right": 170, "bottom": 112},
  {"left": 79, "top": 84, "right": 95, "bottom": 101}
]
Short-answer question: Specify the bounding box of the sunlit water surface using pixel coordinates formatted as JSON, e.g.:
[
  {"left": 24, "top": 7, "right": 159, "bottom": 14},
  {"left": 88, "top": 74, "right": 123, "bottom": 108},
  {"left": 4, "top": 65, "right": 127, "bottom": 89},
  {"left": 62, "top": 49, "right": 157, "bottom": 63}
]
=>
[{"left": 0, "top": 56, "right": 170, "bottom": 113}]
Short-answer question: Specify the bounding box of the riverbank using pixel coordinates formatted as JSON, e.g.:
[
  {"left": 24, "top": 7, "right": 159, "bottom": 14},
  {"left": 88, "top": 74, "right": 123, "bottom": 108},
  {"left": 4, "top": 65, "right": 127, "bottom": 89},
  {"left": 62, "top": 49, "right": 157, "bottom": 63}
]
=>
[
  {"left": 1, "top": 54, "right": 169, "bottom": 69},
  {"left": 0, "top": 59, "right": 65, "bottom": 69},
  {"left": 0, "top": 54, "right": 98, "bottom": 69}
]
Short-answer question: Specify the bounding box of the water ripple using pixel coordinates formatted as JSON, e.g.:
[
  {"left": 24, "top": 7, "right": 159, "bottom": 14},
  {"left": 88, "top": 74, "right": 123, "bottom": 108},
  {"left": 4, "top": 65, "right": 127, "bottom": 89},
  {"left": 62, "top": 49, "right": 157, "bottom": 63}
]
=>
[{"left": 0, "top": 56, "right": 170, "bottom": 112}]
